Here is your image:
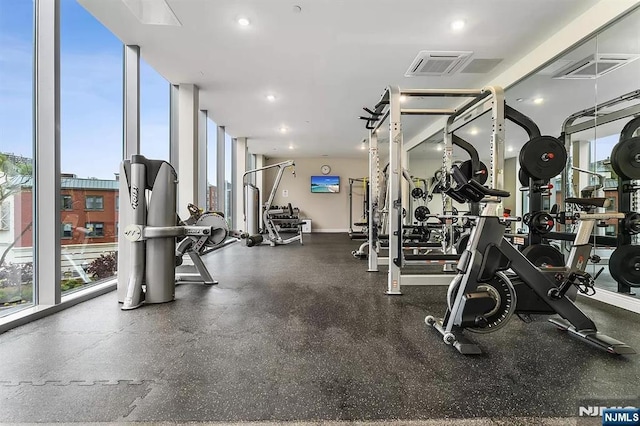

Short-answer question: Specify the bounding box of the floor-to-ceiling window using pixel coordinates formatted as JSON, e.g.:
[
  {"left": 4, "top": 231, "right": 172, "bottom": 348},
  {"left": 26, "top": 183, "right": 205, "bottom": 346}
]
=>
[
  {"left": 59, "top": 0, "right": 122, "bottom": 294},
  {"left": 207, "top": 119, "right": 218, "bottom": 212},
  {"left": 140, "top": 58, "right": 169, "bottom": 162},
  {"left": 224, "top": 133, "right": 233, "bottom": 226},
  {"left": 0, "top": 1, "right": 35, "bottom": 316}
]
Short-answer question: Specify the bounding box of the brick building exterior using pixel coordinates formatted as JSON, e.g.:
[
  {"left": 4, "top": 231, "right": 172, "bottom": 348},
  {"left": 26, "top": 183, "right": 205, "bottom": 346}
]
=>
[{"left": 11, "top": 175, "right": 119, "bottom": 248}]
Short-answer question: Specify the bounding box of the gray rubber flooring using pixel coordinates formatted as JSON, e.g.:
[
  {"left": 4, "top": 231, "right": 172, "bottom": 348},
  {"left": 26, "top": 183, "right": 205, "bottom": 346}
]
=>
[{"left": 1, "top": 233, "right": 639, "bottom": 425}]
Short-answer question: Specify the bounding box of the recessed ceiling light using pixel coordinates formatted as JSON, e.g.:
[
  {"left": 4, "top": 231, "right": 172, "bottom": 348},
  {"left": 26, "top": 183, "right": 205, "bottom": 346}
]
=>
[
  {"left": 280, "top": 126, "right": 288, "bottom": 133},
  {"left": 469, "top": 128, "right": 479, "bottom": 135},
  {"left": 400, "top": 95, "right": 407, "bottom": 103},
  {"left": 376, "top": 128, "right": 381, "bottom": 133},
  {"left": 237, "top": 17, "right": 250, "bottom": 27},
  {"left": 436, "top": 144, "right": 443, "bottom": 151},
  {"left": 516, "top": 98, "right": 524, "bottom": 102},
  {"left": 288, "top": 145, "right": 294, "bottom": 150},
  {"left": 508, "top": 146, "right": 514, "bottom": 152},
  {"left": 293, "top": 5, "right": 302, "bottom": 13},
  {"left": 533, "top": 97, "right": 544, "bottom": 105},
  {"left": 451, "top": 19, "right": 465, "bottom": 31},
  {"left": 266, "top": 94, "right": 276, "bottom": 102},
  {"left": 360, "top": 145, "right": 366, "bottom": 150}
]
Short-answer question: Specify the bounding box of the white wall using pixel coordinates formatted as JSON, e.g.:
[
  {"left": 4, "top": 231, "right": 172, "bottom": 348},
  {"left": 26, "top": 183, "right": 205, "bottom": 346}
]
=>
[{"left": 264, "top": 157, "right": 368, "bottom": 232}]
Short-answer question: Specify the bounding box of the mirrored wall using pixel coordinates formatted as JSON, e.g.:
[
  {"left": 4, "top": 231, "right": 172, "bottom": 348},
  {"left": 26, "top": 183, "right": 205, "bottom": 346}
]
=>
[
  {"left": 406, "top": 6, "right": 640, "bottom": 304},
  {"left": 506, "top": 7, "right": 640, "bottom": 299}
]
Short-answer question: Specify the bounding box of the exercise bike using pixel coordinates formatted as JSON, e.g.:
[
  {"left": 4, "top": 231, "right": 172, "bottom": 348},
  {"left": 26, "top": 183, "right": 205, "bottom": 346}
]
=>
[{"left": 425, "top": 166, "right": 636, "bottom": 355}]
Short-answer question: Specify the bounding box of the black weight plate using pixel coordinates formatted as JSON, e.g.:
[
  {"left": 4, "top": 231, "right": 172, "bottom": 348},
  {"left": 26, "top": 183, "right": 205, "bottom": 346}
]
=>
[
  {"left": 518, "top": 168, "right": 530, "bottom": 187},
  {"left": 624, "top": 212, "right": 640, "bottom": 235},
  {"left": 609, "top": 245, "right": 640, "bottom": 288},
  {"left": 456, "top": 234, "right": 470, "bottom": 253},
  {"left": 530, "top": 212, "right": 555, "bottom": 235},
  {"left": 459, "top": 160, "right": 489, "bottom": 185},
  {"left": 518, "top": 141, "right": 530, "bottom": 172},
  {"left": 411, "top": 187, "right": 424, "bottom": 199},
  {"left": 611, "top": 136, "right": 640, "bottom": 180},
  {"left": 458, "top": 160, "right": 473, "bottom": 180},
  {"left": 519, "top": 136, "right": 567, "bottom": 181},
  {"left": 620, "top": 116, "right": 640, "bottom": 142},
  {"left": 610, "top": 141, "right": 622, "bottom": 179},
  {"left": 522, "top": 244, "right": 565, "bottom": 267},
  {"left": 414, "top": 205, "right": 430, "bottom": 222}
]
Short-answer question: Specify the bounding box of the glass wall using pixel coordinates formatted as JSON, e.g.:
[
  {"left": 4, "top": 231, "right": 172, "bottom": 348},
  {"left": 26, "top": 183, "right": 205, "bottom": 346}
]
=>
[
  {"left": 140, "top": 58, "right": 170, "bottom": 161},
  {"left": 207, "top": 119, "right": 218, "bottom": 212},
  {"left": 0, "top": 0, "right": 35, "bottom": 315},
  {"left": 224, "top": 133, "right": 233, "bottom": 226},
  {"left": 59, "top": 0, "right": 122, "bottom": 294}
]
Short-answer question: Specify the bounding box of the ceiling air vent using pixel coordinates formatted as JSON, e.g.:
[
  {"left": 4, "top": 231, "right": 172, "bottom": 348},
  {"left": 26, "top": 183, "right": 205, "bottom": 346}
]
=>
[
  {"left": 536, "top": 59, "right": 574, "bottom": 76},
  {"left": 460, "top": 58, "right": 503, "bottom": 74},
  {"left": 552, "top": 54, "right": 640, "bottom": 79},
  {"left": 405, "top": 51, "right": 473, "bottom": 77}
]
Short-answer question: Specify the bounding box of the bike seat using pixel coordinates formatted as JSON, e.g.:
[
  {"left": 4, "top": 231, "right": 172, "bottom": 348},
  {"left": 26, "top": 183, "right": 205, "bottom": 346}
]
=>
[{"left": 565, "top": 197, "right": 610, "bottom": 208}]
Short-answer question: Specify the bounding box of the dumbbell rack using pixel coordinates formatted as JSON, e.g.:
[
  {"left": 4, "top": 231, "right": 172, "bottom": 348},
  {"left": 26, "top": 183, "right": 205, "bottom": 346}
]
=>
[{"left": 269, "top": 205, "right": 302, "bottom": 233}]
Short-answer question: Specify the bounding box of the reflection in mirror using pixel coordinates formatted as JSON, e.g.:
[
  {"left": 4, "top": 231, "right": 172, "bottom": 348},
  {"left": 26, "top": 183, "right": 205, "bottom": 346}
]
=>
[
  {"left": 593, "top": 8, "right": 640, "bottom": 298},
  {"left": 505, "top": 7, "right": 640, "bottom": 300}
]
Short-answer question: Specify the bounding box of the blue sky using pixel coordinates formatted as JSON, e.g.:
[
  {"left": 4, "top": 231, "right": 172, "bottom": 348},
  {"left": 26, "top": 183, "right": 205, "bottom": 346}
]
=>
[{"left": 0, "top": 0, "right": 172, "bottom": 180}]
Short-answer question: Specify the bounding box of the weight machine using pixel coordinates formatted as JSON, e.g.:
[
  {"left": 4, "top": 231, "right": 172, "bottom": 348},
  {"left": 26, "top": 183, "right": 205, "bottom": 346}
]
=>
[
  {"left": 359, "top": 86, "right": 502, "bottom": 293},
  {"left": 242, "top": 160, "right": 303, "bottom": 247},
  {"left": 117, "top": 155, "right": 235, "bottom": 310}
]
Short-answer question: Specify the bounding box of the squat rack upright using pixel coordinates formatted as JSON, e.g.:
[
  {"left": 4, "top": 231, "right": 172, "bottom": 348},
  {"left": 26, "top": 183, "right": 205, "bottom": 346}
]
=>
[{"left": 361, "top": 86, "right": 506, "bottom": 294}]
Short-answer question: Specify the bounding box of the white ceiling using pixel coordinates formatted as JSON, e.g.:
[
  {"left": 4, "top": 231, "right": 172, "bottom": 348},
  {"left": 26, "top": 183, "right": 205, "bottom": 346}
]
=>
[
  {"left": 79, "top": 0, "right": 599, "bottom": 158},
  {"left": 409, "top": 6, "right": 640, "bottom": 162}
]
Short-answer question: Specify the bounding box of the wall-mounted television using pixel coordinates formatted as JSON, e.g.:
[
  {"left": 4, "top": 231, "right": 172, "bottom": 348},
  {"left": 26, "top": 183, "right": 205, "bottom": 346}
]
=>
[{"left": 311, "top": 175, "right": 340, "bottom": 193}]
